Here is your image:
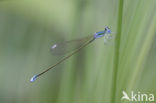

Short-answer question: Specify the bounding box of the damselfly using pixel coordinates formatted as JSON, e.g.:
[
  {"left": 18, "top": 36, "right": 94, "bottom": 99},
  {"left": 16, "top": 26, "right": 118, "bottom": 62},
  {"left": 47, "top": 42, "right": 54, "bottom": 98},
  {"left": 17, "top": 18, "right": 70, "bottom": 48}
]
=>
[{"left": 30, "top": 26, "right": 112, "bottom": 82}]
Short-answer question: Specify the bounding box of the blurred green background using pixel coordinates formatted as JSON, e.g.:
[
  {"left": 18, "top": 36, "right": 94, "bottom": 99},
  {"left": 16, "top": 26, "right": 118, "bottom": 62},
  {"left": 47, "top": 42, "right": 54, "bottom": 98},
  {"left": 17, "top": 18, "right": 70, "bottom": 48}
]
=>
[{"left": 0, "top": 0, "right": 156, "bottom": 103}]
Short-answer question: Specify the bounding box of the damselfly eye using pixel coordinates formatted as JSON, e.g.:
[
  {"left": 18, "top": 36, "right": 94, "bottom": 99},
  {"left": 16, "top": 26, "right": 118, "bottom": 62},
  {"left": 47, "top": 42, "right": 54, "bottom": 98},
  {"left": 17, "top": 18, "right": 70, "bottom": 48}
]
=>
[
  {"left": 107, "top": 29, "right": 111, "bottom": 34},
  {"left": 105, "top": 26, "right": 111, "bottom": 34}
]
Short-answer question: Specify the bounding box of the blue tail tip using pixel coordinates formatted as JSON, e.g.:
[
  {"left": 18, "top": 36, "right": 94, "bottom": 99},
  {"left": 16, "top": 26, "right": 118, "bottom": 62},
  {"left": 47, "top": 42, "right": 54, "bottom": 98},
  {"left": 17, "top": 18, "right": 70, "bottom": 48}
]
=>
[{"left": 30, "top": 75, "right": 38, "bottom": 82}]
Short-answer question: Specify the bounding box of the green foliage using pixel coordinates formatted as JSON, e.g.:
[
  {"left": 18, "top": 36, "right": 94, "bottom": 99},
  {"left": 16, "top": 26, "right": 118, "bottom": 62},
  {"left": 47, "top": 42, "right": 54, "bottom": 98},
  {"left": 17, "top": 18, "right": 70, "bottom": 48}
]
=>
[{"left": 0, "top": 0, "right": 156, "bottom": 103}]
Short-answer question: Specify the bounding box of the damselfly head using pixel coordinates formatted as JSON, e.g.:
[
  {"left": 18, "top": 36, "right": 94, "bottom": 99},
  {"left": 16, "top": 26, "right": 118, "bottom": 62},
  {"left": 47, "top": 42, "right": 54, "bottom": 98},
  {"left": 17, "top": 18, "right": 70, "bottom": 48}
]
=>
[
  {"left": 103, "top": 27, "right": 114, "bottom": 44},
  {"left": 105, "top": 26, "right": 111, "bottom": 34},
  {"left": 94, "top": 26, "right": 112, "bottom": 39}
]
